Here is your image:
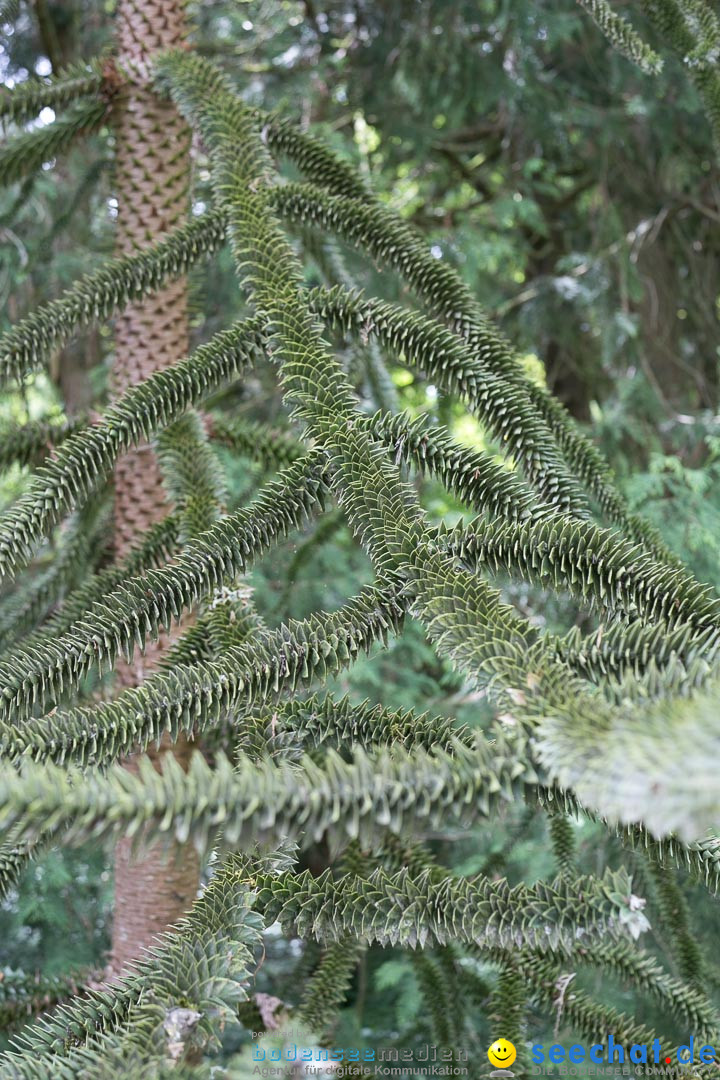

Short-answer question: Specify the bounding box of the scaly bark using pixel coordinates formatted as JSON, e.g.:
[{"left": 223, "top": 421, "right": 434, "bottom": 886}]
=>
[{"left": 110, "top": 0, "right": 199, "bottom": 974}]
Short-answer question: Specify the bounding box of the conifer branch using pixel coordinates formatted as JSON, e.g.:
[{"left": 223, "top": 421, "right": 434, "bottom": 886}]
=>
[
  {"left": 312, "top": 286, "right": 573, "bottom": 511},
  {"left": 507, "top": 951, "right": 693, "bottom": 1075},
  {"left": 0, "top": 832, "right": 52, "bottom": 901},
  {"left": 273, "top": 187, "right": 587, "bottom": 516},
  {"left": 489, "top": 964, "right": 530, "bottom": 1078},
  {"left": 0, "top": 583, "right": 404, "bottom": 765},
  {"left": 158, "top": 50, "right": 709, "bottom": 850},
  {"left": 373, "top": 834, "right": 717, "bottom": 1042},
  {"left": 411, "top": 951, "right": 456, "bottom": 1047},
  {"left": 209, "top": 415, "right": 304, "bottom": 471},
  {"left": 625, "top": 828, "right": 720, "bottom": 895},
  {"left": 539, "top": 789, "right": 720, "bottom": 896},
  {"left": 0, "top": 209, "right": 227, "bottom": 386},
  {"left": 406, "top": 538, "right": 720, "bottom": 842},
  {"left": 680, "top": 0, "right": 720, "bottom": 67},
  {"left": 642, "top": 0, "right": 720, "bottom": 145},
  {"left": 368, "top": 410, "right": 543, "bottom": 521},
  {"left": 0, "top": 854, "right": 267, "bottom": 1078},
  {"left": 0, "top": 498, "right": 110, "bottom": 651},
  {"left": 0, "top": 728, "right": 537, "bottom": 850},
  {"left": 162, "top": 50, "right": 660, "bottom": 617},
  {"left": 646, "top": 859, "right": 707, "bottom": 986},
  {"left": 301, "top": 227, "right": 401, "bottom": 416},
  {"left": 534, "top": 674, "right": 720, "bottom": 841},
  {"left": 160, "top": 587, "right": 268, "bottom": 675},
  {"left": 253, "top": 864, "right": 647, "bottom": 952},
  {"left": 0, "top": 0, "right": 20, "bottom": 25},
  {"left": 0, "top": 454, "right": 328, "bottom": 723},
  {"left": 273, "top": 185, "right": 681, "bottom": 560},
  {"left": 577, "top": 939, "right": 718, "bottom": 1038},
  {"left": 211, "top": 409, "right": 544, "bottom": 524},
  {"left": 548, "top": 810, "right": 576, "bottom": 880},
  {"left": 297, "top": 940, "right": 364, "bottom": 1037},
  {"left": 152, "top": 52, "right": 369, "bottom": 200},
  {"left": 0, "top": 98, "right": 108, "bottom": 189},
  {"left": 0, "top": 969, "right": 88, "bottom": 1033},
  {"left": 451, "top": 515, "right": 720, "bottom": 632},
  {"left": 0, "top": 415, "right": 85, "bottom": 471},
  {"left": 555, "top": 618, "right": 720, "bottom": 699},
  {"left": 3, "top": 514, "right": 180, "bottom": 668},
  {"left": 157, "top": 54, "right": 704, "bottom": 875},
  {"left": 0, "top": 18, "right": 716, "bottom": 1068},
  {"left": 254, "top": 108, "right": 370, "bottom": 200},
  {"left": 239, "top": 693, "right": 463, "bottom": 759},
  {"left": 577, "top": 0, "right": 664, "bottom": 73},
  {"left": 157, "top": 53, "right": 566, "bottom": 758},
  {"left": 155, "top": 411, "right": 226, "bottom": 541},
  {"left": 0, "top": 59, "right": 106, "bottom": 123},
  {"left": 0, "top": 317, "right": 265, "bottom": 579}
]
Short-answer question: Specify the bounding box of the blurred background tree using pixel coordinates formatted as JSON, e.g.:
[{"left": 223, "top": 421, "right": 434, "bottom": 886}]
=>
[{"left": 1, "top": 0, "right": 718, "bottom": 1065}]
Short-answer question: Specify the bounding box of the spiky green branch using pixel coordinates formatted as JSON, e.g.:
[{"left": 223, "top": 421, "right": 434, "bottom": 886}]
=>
[
  {"left": 0, "top": 98, "right": 108, "bottom": 190},
  {"left": 0, "top": 498, "right": 110, "bottom": 650},
  {"left": 0, "top": 582, "right": 404, "bottom": 765},
  {"left": 157, "top": 49, "right": 720, "bottom": 849},
  {"left": 0, "top": 316, "right": 264, "bottom": 579},
  {"left": 0, "top": 59, "right": 106, "bottom": 123},
  {"left": 0, "top": 454, "right": 328, "bottom": 723},
  {"left": 0, "top": 854, "right": 266, "bottom": 1079},
  {"left": 0, "top": 415, "right": 85, "bottom": 471},
  {"left": 577, "top": 0, "right": 664, "bottom": 73},
  {"left": 253, "top": 863, "right": 647, "bottom": 952},
  {"left": 0, "top": 728, "right": 538, "bottom": 850},
  {"left": 0, "top": 209, "right": 227, "bottom": 386}
]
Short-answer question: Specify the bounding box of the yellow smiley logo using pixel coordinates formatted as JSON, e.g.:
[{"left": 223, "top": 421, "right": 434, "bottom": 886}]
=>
[{"left": 488, "top": 1039, "right": 517, "bottom": 1069}]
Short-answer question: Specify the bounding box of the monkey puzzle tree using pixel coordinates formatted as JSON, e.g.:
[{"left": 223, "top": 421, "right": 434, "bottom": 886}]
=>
[{"left": 0, "top": 0, "right": 719, "bottom": 1076}]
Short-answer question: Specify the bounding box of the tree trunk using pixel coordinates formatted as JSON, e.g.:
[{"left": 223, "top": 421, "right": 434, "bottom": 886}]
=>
[{"left": 110, "top": 0, "right": 199, "bottom": 974}]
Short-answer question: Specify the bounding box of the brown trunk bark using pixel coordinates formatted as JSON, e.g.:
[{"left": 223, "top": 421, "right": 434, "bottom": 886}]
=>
[
  {"left": 111, "top": 733, "right": 198, "bottom": 970},
  {"left": 110, "top": 0, "right": 199, "bottom": 975}
]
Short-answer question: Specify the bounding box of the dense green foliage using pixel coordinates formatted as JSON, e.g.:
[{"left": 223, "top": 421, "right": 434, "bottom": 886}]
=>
[{"left": 0, "top": 1, "right": 720, "bottom": 1077}]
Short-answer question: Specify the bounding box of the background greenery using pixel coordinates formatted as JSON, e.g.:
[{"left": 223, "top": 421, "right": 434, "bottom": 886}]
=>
[{"left": 1, "top": 0, "right": 718, "bottom": 1066}]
